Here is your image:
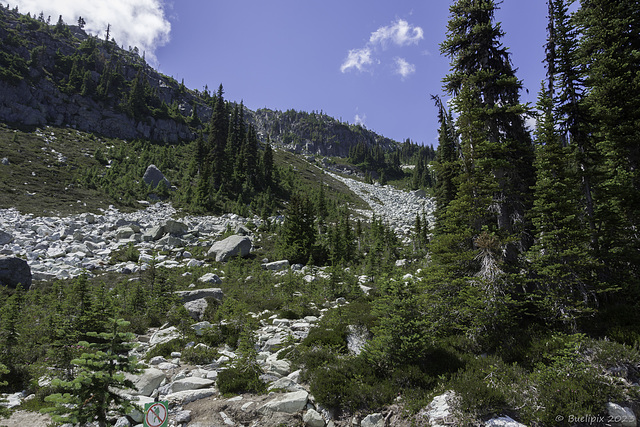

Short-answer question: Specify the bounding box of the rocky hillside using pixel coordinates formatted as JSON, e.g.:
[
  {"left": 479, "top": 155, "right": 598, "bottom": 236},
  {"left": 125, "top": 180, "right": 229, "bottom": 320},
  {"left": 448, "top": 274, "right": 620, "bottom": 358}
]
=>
[
  {"left": 0, "top": 6, "right": 400, "bottom": 156},
  {"left": 249, "top": 109, "right": 398, "bottom": 158}
]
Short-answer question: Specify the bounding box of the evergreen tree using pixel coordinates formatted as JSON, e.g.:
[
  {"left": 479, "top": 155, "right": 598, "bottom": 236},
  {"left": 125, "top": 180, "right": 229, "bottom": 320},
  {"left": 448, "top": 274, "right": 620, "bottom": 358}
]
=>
[
  {"left": 527, "top": 83, "right": 599, "bottom": 327},
  {"left": 278, "top": 193, "right": 319, "bottom": 264},
  {"left": 43, "top": 318, "right": 142, "bottom": 427},
  {"left": 577, "top": 0, "right": 640, "bottom": 286},
  {"left": 432, "top": 94, "right": 459, "bottom": 232},
  {"left": 435, "top": 0, "right": 535, "bottom": 271},
  {"left": 208, "top": 84, "right": 229, "bottom": 190}
]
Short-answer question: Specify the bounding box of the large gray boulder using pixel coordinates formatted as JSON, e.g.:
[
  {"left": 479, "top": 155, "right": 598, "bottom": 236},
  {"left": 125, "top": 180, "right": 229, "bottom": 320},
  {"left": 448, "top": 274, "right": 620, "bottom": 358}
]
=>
[
  {"left": 142, "top": 164, "right": 170, "bottom": 189},
  {"left": 0, "top": 256, "right": 32, "bottom": 289},
  {"left": 207, "top": 235, "right": 251, "bottom": 262},
  {"left": 175, "top": 288, "right": 224, "bottom": 303},
  {"left": 261, "top": 390, "right": 309, "bottom": 414}
]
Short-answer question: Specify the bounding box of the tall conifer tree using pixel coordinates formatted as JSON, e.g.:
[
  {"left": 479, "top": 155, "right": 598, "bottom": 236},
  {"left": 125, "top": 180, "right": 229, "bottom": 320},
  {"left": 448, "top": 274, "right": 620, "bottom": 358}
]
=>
[{"left": 435, "top": 0, "right": 535, "bottom": 272}]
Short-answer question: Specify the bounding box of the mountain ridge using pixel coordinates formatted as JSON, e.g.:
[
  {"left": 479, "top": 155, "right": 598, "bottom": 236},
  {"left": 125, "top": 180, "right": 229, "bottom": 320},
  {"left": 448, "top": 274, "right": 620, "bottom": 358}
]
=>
[{"left": 0, "top": 6, "right": 403, "bottom": 158}]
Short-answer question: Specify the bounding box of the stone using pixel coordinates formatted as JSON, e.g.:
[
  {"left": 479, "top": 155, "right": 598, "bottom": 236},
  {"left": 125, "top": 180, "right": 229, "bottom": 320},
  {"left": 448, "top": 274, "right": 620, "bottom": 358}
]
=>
[
  {"left": 175, "top": 288, "right": 224, "bottom": 303},
  {"left": 127, "top": 395, "right": 154, "bottom": 423},
  {"left": 199, "top": 272, "right": 222, "bottom": 284},
  {"left": 303, "top": 408, "right": 325, "bottom": 427},
  {"left": 184, "top": 298, "right": 208, "bottom": 320},
  {"left": 163, "top": 219, "right": 188, "bottom": 236},
  {"left": 149, "top": 326, "right": 180, "bottom": 346},
  {"left": 1, "top": 157, "right": 9, "bottom": 165},
  {"left": 170, "top": 377, "right": 216, "bottom": 393},
  {"left": 421, "top": 391, "right": 458, "bottom": 427},
  {"left": 142, "top": 225, "right": 164, "bottom": 241},
  {"left": 606, "top": 402, "right": 636, "bottom": 427},
  {"left": 165, "top": 388, "right": 217, "bottom": 405},
  {"left": 361, "top": 413, "right": 384, "bottom": 427},
  {"left": 0, "top": 256, "right": 32, "bottom": 290},
  {"left": 269, "top": 377, "right": 302, "bottom": 392},
  {"left": 262, "top": 260, "right": 290, "bottom": 271},
  {"left": 127, "top": 368, "right": 165, "bottom": 396},
  {"left": 261, "top": 390, "right": 309, "bottom": 414},
  {"left": 142, "top": 164, "right": 170, "bottom": 189},
  {"left": 173, "top": 410, "right": 192, "bottom": 424},
  {"left": 114, "top": 416, "right": 131, "bottom": 427},
  {"left": 207, "top": 235, "right": 252, "bottom": 262},
  {"left": 484, "top": 416, "right": 527, "bottom": 427},
  {"left": 0, "top": 231, "right": 13, "bottom": 245},
  {"left": 192, "top": 321, "right": 214, "bottom": 336}
]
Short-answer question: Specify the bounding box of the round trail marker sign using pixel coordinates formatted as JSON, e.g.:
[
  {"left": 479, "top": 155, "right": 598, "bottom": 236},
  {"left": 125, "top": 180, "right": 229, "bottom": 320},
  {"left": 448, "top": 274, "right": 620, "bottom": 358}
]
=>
[{"left": 144, "top": 401, "right": 168, "bottom": 427}]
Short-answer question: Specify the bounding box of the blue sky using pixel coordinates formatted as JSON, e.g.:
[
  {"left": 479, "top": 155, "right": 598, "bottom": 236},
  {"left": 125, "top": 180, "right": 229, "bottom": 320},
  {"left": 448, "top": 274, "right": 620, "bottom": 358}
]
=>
[{"left": 11, "top": 0, "right": 548, "bottom": 146}]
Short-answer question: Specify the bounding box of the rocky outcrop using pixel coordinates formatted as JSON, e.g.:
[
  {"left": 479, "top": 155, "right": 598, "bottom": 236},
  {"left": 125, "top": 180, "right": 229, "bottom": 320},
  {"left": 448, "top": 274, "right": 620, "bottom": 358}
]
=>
[{"left": 0, "top": 256, "right": 32, "bottom": 290}]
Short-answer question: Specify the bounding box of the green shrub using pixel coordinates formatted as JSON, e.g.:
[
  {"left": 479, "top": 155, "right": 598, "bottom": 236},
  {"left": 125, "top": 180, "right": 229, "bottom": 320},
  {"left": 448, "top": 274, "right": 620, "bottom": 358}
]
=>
[
  {"left": 144, "top": 338, "right": 186, "bottom": 361},
  {"left": 182, "top": 345, "right": 218, "bottom": 365},
  {"left": 217, "top": 364, "right": 265, "bottom": 396},
  {"left": 308, "top": 356, "right": 395, "bottom": 412}
]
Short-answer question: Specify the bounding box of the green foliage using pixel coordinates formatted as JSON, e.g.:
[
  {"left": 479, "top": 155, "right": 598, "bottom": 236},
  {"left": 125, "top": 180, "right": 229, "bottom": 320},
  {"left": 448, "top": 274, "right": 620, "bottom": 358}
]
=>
[
  {"left": 42, "top": 318, "right": 142, "bottom": 427},
  {"left": 217, "top": 329, "right": 265, "bottom": 395}
]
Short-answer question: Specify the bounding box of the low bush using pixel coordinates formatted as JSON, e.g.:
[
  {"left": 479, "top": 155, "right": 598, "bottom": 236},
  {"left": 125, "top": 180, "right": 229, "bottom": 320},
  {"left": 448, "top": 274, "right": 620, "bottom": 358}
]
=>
[{"left": 217, "top": 364, "right": 266, "bottom": 395}]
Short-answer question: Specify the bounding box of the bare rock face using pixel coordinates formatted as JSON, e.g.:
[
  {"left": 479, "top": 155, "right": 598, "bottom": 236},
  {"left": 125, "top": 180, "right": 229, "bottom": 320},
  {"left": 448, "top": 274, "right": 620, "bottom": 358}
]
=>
[
  {"left": 142, "top": 165, "right": 171, "bottom": 189},
  {"left": 0, "top": 256, "right": 32, "bottom": 290}
]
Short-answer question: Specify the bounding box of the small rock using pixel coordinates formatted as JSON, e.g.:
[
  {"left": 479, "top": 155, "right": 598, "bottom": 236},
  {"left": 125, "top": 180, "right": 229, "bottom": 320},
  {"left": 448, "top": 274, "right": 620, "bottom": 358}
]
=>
[{"left": 361, "top": 413, "right": 384, "bottom": 427}]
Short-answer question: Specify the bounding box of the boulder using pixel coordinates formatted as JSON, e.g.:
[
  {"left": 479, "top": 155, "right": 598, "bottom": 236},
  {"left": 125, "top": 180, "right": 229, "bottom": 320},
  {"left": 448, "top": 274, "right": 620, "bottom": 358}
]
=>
[
  {"left": 606, "top": 402, "right": 636, "bottom": 427},
  {"left": 421, "top": 390, "right": 458, "bottom": 427},
  {"left": 191, "top": 321, "right": 214, "bottom": 336},
  {"left": 142, "top": 164, "right": 170, "bottom": 189},
  {"left": 199, "top": 273, "right": 222, "bottom": 285},
  {"left": 127, "top": 368, "right": 166, "bottom": 396},
  {"left": 207, "top": 235, "right": 252, "bottom": 262},
  {"left": 170, "top": 377, "right": 216, "bottom": 393},
  {"left": 175, "top": 288, "right": 224, "bottom": 303},
  {"left": 142, "top": 225, "right": 164, "bottom": 241},
  {"left": 149, "top": 326, "right": 180, "bottom": 346},
  {"left": 0, "top": 256, "right": 32, "bottom": 290},
  {"left": 162, "top": 219, "right": 188, "bottom": 236},
  {"left": 484, "top": 416, "right": 527, "bottom": 427},
  {"left": 261, "top": 390, "right": 309, "bottom": 414},
  {"left": 303, "top": 409, "right": 325, "bottom": 427},
  {"left": 361, "top": 413, "right": 384, "bottom": 427},
  {"left": 184, "top": 298, "right": 208, "bottom": 320},
  {"left": 0, "top": 231, "right": 13, "bottom": 245},
  {"left": 165, "top": 388, "right": 217, "bottom": 406},
  {"left": 262, "top": 260, "right": 290, "bottom": 271}
]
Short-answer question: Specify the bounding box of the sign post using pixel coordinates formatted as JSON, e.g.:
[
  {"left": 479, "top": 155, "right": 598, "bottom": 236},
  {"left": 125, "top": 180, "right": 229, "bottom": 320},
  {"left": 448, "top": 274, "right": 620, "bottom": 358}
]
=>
[{"left": 143, "top": 401, "right": 169, "bottom": 427}]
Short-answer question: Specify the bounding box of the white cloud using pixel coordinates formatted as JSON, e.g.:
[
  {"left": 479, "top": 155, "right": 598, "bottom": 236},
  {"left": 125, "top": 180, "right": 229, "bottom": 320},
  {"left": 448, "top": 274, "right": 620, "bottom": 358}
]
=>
[
  {"left": 354, "top": 113, "right": 367, "bottom": 126},
  {"left": 340, "top": 18, "right": 423, "bottom": 77},
  {"left": 340, "top": 47, "right": 373, "bottom": 73},
  {"left": 11, "top": 0, "right": 171, "bottom": 64},
  {"left": 369, "top": 19, "right": 424, "bottom": 48},
  {"left": 394, "top": 57, "right": 415, "bottom": 79}
]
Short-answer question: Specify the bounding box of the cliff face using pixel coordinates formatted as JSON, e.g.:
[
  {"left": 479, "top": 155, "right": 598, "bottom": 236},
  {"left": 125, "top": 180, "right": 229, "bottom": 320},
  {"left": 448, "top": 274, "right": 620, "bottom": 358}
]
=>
[
  {"left": 0, "top": 6, "right": 398, "bottom": 155},
  {"left": 0, "top": 7, "right": 205, "bottom": 143}
]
